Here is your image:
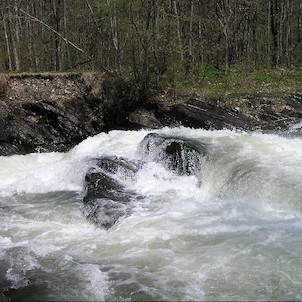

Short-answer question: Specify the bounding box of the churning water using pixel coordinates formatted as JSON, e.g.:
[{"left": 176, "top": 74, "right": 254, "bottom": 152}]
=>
[{"left": 1, "top": 127, "right": 302, "bottom": 301}]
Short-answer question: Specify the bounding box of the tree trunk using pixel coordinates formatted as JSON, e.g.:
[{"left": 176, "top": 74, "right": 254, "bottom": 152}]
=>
[
  {"left": 270, "top": 0, "right": 279, "bottom": 67},
  {"left": 8, "top": 4, "right": 20, "bottom": 71},
  {"left": 173, "top": 0, "right": 184, "bottom": 62},
  {"left": 186, "top": 0, "right": 194, "bottom": 74},
  {"left": 107, "top": 0, "right": 120, "bottom": 69},
  {"left": 2, "top": 12, "right": 12, "bottom": 71},
  {"left": 267, "top": 0, "right": 271, "bottom": 67},
  {"left": 52, "top": 0, "right": 61, "bottom": 71}
]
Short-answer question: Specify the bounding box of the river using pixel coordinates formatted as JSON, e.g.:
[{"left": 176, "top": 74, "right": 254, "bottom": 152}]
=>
[{"left": 1, "top": 127, "right": 302, "bottom": 301}]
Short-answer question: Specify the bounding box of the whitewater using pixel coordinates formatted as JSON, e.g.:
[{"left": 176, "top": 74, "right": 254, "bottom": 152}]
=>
[{"left": 1, "top": 126, "right": 302, "bottom": 301}]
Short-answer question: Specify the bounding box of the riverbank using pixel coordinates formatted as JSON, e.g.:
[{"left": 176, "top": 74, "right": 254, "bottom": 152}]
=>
[{"left": 0, "top": 71, "right": 301, "bottom": 156}]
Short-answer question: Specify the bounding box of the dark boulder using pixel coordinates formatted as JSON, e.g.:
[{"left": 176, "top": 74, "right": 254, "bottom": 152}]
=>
[
  {"left": 84, "top": 171, "right": 135, "bottom": 203},
  {"left": 139, "top": 133, "right": 204, "bottom": 177},
  {"left": 96, "top": 156, "right": 140, "bottom": 177},
  {"left": 83, "top": 156, "right": 141, "bottom": 229}
]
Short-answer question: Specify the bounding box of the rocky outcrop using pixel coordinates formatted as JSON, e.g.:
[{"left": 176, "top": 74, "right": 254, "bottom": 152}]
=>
[
  {"left": 155, "top": 96, "right": 255, "bottom": 130},
  {"left": 153, "top": 93, "right": 302, "bottom": 131},
  {"left": 0, "top": 73, "right": 302, "bottom": 156},
  {"left": 0, "top": 73, "right": 158, "bottom": 155},
  {"left": 0, "top": 73, "right": 105, "bottom": 155}
]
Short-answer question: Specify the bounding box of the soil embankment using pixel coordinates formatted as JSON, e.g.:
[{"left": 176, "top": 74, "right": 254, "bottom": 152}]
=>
[{"left": 0, "top": 73, "right": 301, "bottom": 156}]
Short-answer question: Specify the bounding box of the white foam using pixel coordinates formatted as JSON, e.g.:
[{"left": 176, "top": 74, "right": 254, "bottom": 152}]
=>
[
  {"left": 0, "top": 130, "right": 151, "bottom": 195},
  {"left": 0, "top": 152, "right": 85, "bottom": 195},
  {"left": 6, "top": 268, "right": 30, "bottom": 289},
  {"left": 1, "top": 127, "right": 302, "bottom": 300},
  {"left": 80, "top": 264, "right": 111, "bottom": 301}
]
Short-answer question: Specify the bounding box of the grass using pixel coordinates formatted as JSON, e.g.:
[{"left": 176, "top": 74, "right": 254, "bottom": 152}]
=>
[{"left": 163, "top": 65, "right": 302, "bottom": 103}]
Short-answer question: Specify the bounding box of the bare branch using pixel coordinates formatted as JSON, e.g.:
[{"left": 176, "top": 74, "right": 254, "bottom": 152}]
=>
[
  {"left": 18, "top": 8, "right": 85, "bottom": 54},
  {"left": 85, "top": 0, "right": 94, "bottom": 15}
]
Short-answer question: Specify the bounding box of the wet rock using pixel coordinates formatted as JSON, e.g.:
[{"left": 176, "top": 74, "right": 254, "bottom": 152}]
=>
[
  {"left": 0, "top": 292, "right": 8, "bottom": 302},
  {"left": 83, "top": 171, "right": 137, "bottom": 229},
  {"left": 129, "top": 108, "right": 163, "bottom": 129},
  {"left": 0, "top": 74, "right": 105, "bottom": 155},
  {"left": 155, "top": 94, "right": 258, "bottom": 130},
  {"left": 139, "top": 133, "right": 204, "bottom": 177},
  {"left": 83, "top": 156, "right": 141, "bottom": 229},
  {"left": 84, "top": 171, "right": 134, "bottom": 203},
  {"left": 84, "top": 198, "right": 130, "bottom": 229},
  {"left": 96, "top": 156, "right": 140, "bottom": 177}
]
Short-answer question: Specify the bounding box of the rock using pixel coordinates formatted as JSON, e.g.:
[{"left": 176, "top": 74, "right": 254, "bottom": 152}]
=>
[
  {"left": 139, "top": 133, "right": 204, "bottom": 177},
  {"left": 0, "top": 74, "right": 105, "bottom": 155},
  {"left": 155, "top": 94, "right": 257, "bottom": 130},
  {"left": 83, "top": 171, "right": 137, "bottom": 229},
  {"left": 0, "top": 99, "right": 105, "bottom": 155},
  {"left": 84, "top": 171, "right": 134, "bottom": 203},
  {"left": 83, "top": 171, "right": 136, "bottom": 229},
  {"left": 84, "top": 198, "right": 129, "bottom": 229},
  {"left": 83, "top": 156, "right": 141, "bottom": 229},
  {"left": 0, "top": 292, "right": 8, "bottom": 302},
  {"left": 96, "top": 156, "right": 140, "bottom": 176},
  {"left": 1, "top": 74, "right": 302, "bottom": 156},
  {"left": 129, "top": 108, "right": 163, "bottom": 129}
]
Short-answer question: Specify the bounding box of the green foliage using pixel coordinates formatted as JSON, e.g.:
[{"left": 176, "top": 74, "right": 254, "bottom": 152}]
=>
[
  {"left": 1, "top": 0, "right": 302, "bottom": 100},
  {"left": 254, "top": 70, "right": 280, "bottom": 85},
  {"left": 196, "top": 64, "right": 226, "bottom": 81},
  {"left": 160, "top": 63, "right": 302, "bottom": 103}
]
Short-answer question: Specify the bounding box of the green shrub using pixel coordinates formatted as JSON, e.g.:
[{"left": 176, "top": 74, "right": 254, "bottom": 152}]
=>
[
  {"left": 254, "top": 70, "right": 279, "bottom": 84},
  {"left": 196, "top": 63, "right": 225, "bottom": 81}
]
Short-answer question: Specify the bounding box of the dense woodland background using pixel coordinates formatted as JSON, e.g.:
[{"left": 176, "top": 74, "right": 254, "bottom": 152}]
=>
[{"left": 1, "top": 0, "right": 302, "bottom": 92}]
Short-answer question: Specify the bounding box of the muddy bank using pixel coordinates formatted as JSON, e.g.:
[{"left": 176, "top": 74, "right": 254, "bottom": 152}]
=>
[{"left": 0, "top": 73, "right": 301, "bottom": 156}]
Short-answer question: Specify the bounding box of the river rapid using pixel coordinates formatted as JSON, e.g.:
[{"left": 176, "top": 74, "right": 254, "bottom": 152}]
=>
[{"left": 1, "top": 127, "right": 302, "bottom": 301}]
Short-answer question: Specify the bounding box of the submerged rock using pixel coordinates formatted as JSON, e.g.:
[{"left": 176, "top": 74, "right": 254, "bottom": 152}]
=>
[
  {"left": 139, "top": 133, "right": 204, "bottom": 177},
  {"left": 0, "top": 292, "right": 8, "bottom": 302},
  {"left": 84, "top": 198, "right": 129, "bottom": 229},
  {"left": 83, "top": 156, "right": 141, "bottom": 229},
  {"left": 96, "top": 156, "right": 140, "bottom": 177}
]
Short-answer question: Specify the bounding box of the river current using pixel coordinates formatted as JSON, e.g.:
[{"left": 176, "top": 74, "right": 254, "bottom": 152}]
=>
[{"left": 1, "top": 127, "right": 302, "bottom": 301}]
